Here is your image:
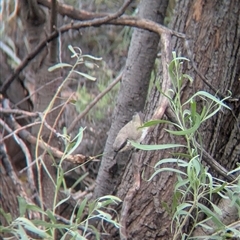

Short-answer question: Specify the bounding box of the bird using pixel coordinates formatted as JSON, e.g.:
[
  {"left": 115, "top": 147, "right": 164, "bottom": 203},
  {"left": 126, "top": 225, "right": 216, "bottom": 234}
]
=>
[{"left": 113, "top": 113, "right": 143, "bottom": 153}]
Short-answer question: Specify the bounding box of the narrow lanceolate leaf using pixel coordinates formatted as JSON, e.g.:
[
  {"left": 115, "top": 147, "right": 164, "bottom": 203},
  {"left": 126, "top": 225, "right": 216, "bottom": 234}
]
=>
[
  {"left": 129, "top": 141, "right": 184, "bottom": 151},
  {"left": 76, "top": 198, "right": 88, "bottom": 223},
  {"left": 154, "top": 158, "right": 188, "bottom": 168},
  {"left": 72, "top": 70, "right": 96, "bottom": 81},
  {"left": 15, "top": 217, "right": 49, "bottom": 238},
  {"left": 68, "top": 44, "right": 78, "bottom": 57},
  {"left": 166, "top": 113, "right": 201, "bottom": 136},
  {"left": 148, "top": 168, "right": 187, "bottom": 181},
  {"left": 81, "top": 54, "right": 102, "bottom": 61},
  {"left": 48, "top": 63, "right": 72, "bottom": 71},
  {"left": 197, "top": 203, "right": 224, "bottom": 228},
  {"left": 140, "top": 119, "right": 179, "bottom": 128},
  {"left": 185, "top": 91, "right": 231, "bottom": 109}
]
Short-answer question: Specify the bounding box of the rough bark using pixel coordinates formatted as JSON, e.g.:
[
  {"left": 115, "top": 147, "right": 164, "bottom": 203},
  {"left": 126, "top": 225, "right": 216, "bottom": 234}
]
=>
[
  {"left": 113, "top": 0, "right": 240, "bottom": 239},
  {"left": 94, "top": 0, "right": 169, "bottom": 199}
]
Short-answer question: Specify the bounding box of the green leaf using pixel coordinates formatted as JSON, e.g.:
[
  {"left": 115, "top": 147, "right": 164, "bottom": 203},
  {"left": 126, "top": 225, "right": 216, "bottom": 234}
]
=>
[
  {"left": 190, "top": 101, "right": 197, "bottom": 121},
  {"left": 148, "top": 168, "right": 187, "bottom": 181},
  {"left": 166, "top": 113, "right": 201, "bottom": 136},
  {"left": 77, "top": 198, "right": 88, "bottom": 223},
  {"left": 46, "top": 209, "right": 56, "bottom": 223},
  {"left": 0, "top": 208, "right": 12, "bottom": 224},
  {"left": 185, "top": 91, "right": 231, "bottom": 110},
  {"left": 55, "top": 191, "right": 71, "bottom": 209},
  {"left": 72, "top": 70, "right": 96, "bottom": 81},
  {"left": 81, "top": 54, "right": 102, "bottom": 61},
  {"left": 64, "top": 127, "right": 85, "bottom": 157},
  {"left": 182, "top": 74, "right": 194, "bottom": 84},
  {"left": 197, "top": 203, "right": 224, "bottom": 228},
  {"left": 48, "top": 63, "right": 72, "bottom": 72},
  {"left": 129, "top": 141, "right": 185, "bottom": 151},
  {"left": 18, "top": 197, "right": 27, "bottom": 217},
  {"left": 175, "top": 179, "right": 190, "bottom": 191},
  {"left": 68, "top": 44, "right": 78, "bottom": 57},
  {"left": 140, "top": 119, "right": 179, "bottom": 128},
  {"left": 25, "top": 204, "right": 46, "bottom": 215},
  {"left": 177, "top": 202, "right": 192, "bottom": 212},
  {"left": 98, "top": 195, "right": 122, "bottom": 205},
  {"left": 210, "top": 202, "right": 222, "bottom": 216},
  {"left": 154, "top": 158, "right": 188, "bottom": 168},
  {"left": 70, "top": 172, "right": 88, "bottom": 189},
  {"left": 14, "top": 217, "right": 49, "bottom": 238}
]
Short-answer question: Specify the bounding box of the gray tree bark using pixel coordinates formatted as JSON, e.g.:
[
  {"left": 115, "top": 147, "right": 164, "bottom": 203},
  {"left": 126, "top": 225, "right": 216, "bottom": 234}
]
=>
[
  {"left": 94, "top": 0, "right": 169, "bottom": 199},
  {"left": 108, "top": 0, "right": 240, "bottom": 239}
]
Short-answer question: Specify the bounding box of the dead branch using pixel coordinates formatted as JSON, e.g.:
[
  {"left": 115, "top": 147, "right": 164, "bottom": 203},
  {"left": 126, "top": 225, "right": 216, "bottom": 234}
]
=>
[
  {"left": 0, "top": 107, "right": 62, "bottom": 142},
  {"left": 2, "top": 98, "right": 88, "bottom": 164},
  {"left": 37, "top": 0, "right": 107, "bottom": 20},
  {"left": 0, "top": 3, "right": 185, "bottom": 95}
]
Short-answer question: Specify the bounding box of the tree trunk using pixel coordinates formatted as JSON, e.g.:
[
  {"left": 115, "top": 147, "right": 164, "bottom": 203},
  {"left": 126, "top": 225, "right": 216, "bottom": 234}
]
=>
[
  {"left": 20, "top": 0, "right": 62, "bottom": 210},
  {"left": 94, "top": 0, "right": 169, "bottom": 199},
  {"left": 112, "top": 0, "right": 240, "bottom": 239}
]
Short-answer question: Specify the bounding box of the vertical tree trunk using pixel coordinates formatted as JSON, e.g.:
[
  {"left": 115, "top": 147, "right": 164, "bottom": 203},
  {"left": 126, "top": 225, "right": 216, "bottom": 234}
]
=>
[
  {"left": 113, "top": 0, "right": 240, "bottom": 239},
  {"left": 20, "top": 0, "right": 62, "bottom": 210},
  {"left": 94, "top": 0, "right": 169, "bottom": 199}
]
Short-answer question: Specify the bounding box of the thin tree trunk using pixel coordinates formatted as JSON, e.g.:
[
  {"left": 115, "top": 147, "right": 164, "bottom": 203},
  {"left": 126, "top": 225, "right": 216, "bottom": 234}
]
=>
[
  {"left": 94, "top": 0, "right": 169, "bottom": 199},
  {"left": 20, "top": 0, "right": 62, "bottom": 210}
]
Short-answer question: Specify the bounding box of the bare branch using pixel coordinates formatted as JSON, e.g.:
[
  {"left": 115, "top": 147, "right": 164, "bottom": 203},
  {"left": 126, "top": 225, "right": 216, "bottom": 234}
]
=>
[
  {"left": 2, "top": 99, "right": 89, "bottom": 164},
  {"left": 37, "top": 0, "right": 108, "bottom": 20},
  {"left": 0, "top": 8, "right": 184, "bottom": 94}
]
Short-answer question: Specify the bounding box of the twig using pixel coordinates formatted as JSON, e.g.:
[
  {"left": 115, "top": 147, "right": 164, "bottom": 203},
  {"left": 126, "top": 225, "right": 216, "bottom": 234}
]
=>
[
  {"left": 0, "top": 107, "right": 39, "bottom": 117},
  {"left": 15, "top": 76, "right": 62, "bottom": 108},
  {"left": 1, "top": 121, "right": 40, "bottom": 141},
  {"left": 195, "top": 142, "right": 234, "bottom": 182},
  {"left": 0, "top": 107, "right": 63, "bottom": 141},
  {"left": 67, "top": 71, "right": 123, "bottom": 134},
  {"left": 2, "top": 99, "right": 88, "bottom": 164},
  {"left": 54, "top": 213, "right": 97, "bottom": 236},
  {"left": 37, "top": 0, "right": 108, "bottom": 20}
]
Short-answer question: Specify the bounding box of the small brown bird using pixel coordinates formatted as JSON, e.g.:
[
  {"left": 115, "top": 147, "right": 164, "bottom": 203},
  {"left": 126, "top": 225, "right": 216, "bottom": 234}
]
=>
[{"left": 113, "top": 113, "right": 143, "bottom": 153}]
